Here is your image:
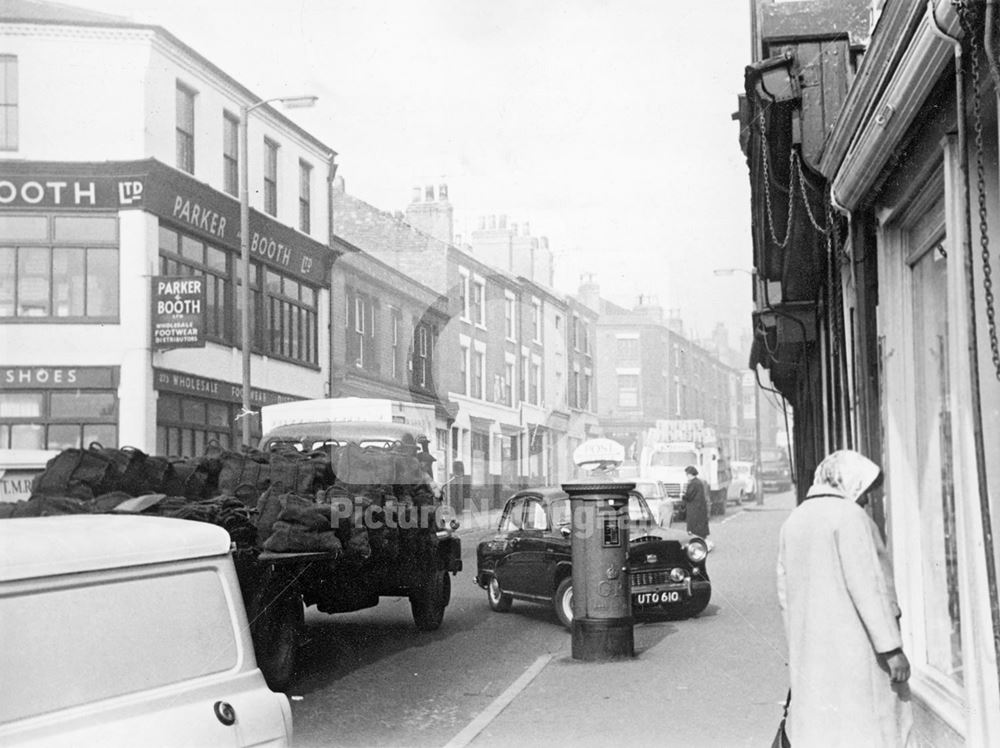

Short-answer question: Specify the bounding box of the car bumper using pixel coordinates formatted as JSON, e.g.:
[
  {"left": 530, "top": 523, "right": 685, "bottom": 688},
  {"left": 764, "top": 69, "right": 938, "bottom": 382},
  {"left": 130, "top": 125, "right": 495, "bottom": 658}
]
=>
[{"left": 631, "top": 578, "right": 711, "bottom": 612}]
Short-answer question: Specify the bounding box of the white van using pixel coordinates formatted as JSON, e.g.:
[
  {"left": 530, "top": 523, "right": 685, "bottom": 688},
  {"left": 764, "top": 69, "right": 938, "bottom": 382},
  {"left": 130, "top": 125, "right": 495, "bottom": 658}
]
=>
[{"left": 0, "top": 515, "right": 292, "bottom": 747}]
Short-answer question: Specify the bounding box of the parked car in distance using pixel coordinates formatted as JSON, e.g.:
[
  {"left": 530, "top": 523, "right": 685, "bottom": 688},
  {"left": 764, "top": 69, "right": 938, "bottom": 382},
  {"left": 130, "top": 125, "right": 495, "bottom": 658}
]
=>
[
  {"left": 630, "top": 478, "right": 671, "bottom": 526},
  {"left": 727, "top": 460, "right": 757, "bottom": 504},
  {"left": 476, "top": 487, "right": 711, "bottom": 630},
  {"left": 759, "top": 447, "right": 793, "bottom": 493},
  {"left": 0, "top": 515, "right": 293, "bottom": 747}
]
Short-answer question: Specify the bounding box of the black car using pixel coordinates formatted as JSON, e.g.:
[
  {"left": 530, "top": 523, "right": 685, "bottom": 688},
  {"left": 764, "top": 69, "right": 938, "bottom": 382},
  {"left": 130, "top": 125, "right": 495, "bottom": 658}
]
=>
[{"left": 476, "top": 487, "right": 711, "bottom": 629}]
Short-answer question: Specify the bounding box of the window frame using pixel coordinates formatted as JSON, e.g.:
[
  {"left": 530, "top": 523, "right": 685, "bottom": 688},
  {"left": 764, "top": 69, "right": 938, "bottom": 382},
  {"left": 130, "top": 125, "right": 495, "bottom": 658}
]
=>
[
  {"left": 1, "top": 55, "right": 18, "bottom": 151},
  {"left": 263, "top": 138, "right": 279, "bottom": 216},
  {"left": 298, "top": 159, "right": 312, "bottom": 233},
  {"left": 175, "top": 82, "right": 196, "bottom": 174},
  {"left": 222, "top": 111, "right": 239, "bottom": 197}
]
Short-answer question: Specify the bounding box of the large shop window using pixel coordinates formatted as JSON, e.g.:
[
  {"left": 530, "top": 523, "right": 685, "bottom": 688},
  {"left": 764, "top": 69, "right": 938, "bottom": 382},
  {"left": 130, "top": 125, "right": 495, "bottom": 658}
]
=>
[
  {"left": 908, "top": 220, "right": 963, "bottom": 686},
  {"left": 1, "top": 55, "right": 17, "bottom": 151},
  {"left": 156, "top": 394, "right": 258, "bottom": 456},
  {"left": 0, "top": 390, "right": 117, "bottom": 449},
  {"left": 159, "top": 225, "right": 318, "bottom": 365},
  {"left": 0, "top": 213, "right": 118, "bottom": 321}
]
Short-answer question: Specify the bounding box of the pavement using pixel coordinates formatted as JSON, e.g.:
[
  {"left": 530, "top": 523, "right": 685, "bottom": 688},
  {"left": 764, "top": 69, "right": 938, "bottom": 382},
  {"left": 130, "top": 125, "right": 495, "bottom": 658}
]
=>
[{"left": 448, "top": 490, "right": 798, "bottom": 748}]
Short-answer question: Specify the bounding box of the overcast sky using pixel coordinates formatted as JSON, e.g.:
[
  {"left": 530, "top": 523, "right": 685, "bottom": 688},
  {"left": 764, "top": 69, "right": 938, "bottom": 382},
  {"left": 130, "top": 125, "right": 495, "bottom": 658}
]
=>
[{"left": 63, "top": 0, "right": 755, "bottom": 343}]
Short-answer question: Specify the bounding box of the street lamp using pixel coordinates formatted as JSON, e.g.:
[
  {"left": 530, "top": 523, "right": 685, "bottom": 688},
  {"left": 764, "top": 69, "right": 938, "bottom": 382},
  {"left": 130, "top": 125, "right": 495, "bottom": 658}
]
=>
[
  {"left": 239, "top": 95, "right": 318, "bottom": 446},
  {"left": 712, "top": 267, "right": 764, "bottom": 504}
]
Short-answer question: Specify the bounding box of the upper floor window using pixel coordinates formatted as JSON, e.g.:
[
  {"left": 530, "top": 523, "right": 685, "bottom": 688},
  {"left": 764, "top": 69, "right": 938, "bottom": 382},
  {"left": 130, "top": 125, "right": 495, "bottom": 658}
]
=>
[
  {"left": 618, "top": 374, "right": 639, "bottom": 408},
  {"left": 263, "top": 138, "right": 279, "bottom": 216},
  {"left": 1, "top": 214, "right": 118, "bottom": 321},
  {"left": 531, "top": 298, "right": 542, "bottom": 342},
  {"left": 1, "top": 55, "right": 18, "bottom": 150},
  {"left": 582, "top": 321, "right": 590, "bottom": 354},
  {"left": 529, "top": 360, "right": 540, "bottom": 405},
  {"left": 472, "top": 279, "right": 485, "bottom": 326},
  {"left": 472, "top": 350, "right": 485, "bottom": 399},
  {"left": 504, "top": 292, "right": 516, "bottom": 340},
  {"left": 616, "top": 336, "right": 640, "bottom": 360},
  {"left": 347, "top": 292, "right": 376, "bottom": 370},
  {"left": 504, "top": 361, "right": 515, "bottom": 407},
  {"left": 458, "top": 269, "right": 470, "bottom": 320},
  {"left": 298, "top": 160, "right": 312, "bottom": 233},
  {"left": 390, "top": 308, "right": 402, "bottom": 380},
  {"left": 459, "top": 344, "right": 469, "bottom": 396},
  {"left": 222, "top": 111, "right": 239, "bottom": 197},
  {"left": 176, "top": 83, "right": 195, "bottom": 174},
  {"left": 413, "top": 323, "right": 431, "bottom": 389}
]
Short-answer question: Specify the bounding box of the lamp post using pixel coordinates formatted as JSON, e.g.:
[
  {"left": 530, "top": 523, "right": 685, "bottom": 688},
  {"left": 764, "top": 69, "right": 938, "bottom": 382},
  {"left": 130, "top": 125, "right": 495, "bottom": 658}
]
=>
[
  {"left": 712, "top": 267, "right": 763, "bottom": 503},
  {"left": 239, "top": 94, "right": 317, "bottom": 446}
]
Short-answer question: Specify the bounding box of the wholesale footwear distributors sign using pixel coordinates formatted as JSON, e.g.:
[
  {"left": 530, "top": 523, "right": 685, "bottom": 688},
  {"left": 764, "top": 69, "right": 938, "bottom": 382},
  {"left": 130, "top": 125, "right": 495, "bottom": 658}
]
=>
[{"left": 152, "top": 275, "right": 206, "bottom": 349}]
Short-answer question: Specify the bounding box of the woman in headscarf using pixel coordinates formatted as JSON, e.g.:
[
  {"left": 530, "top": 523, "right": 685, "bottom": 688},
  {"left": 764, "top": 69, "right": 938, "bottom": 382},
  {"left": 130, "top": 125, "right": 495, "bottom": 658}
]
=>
[
  {"left": 681, "top": 465, "right": 711, "bottom": 547},
  {"left": 776, "top": 449, "right": 913, "bottom": 747}
]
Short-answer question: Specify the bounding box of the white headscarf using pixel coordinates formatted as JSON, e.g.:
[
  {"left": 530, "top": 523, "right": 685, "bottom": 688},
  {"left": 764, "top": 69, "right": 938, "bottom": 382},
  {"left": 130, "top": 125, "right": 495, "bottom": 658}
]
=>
[{"left": 807, "top": 449, "right": 882, "bottom": 503}]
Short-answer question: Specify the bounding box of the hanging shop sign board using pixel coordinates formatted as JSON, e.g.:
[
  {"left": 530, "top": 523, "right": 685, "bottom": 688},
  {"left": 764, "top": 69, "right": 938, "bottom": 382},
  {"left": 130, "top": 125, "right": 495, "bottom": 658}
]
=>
[{"left": 151, "top": 275, "right": 206, "bottom": 349}]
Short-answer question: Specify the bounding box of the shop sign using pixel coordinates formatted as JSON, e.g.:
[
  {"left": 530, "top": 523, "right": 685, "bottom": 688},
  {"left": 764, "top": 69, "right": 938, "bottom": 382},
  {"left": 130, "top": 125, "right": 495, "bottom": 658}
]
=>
[
  {"left": 153, "top": 368, "right": 299, "bottom": 407},
  {"left": 0, "top": 366, "right": 118, "bottom": 389},
  {"left": 151, "top": 276, "right": 206, "bottom": 349},
  {"left": 0, "top": 175, "right": 143, "bottom": 209}
]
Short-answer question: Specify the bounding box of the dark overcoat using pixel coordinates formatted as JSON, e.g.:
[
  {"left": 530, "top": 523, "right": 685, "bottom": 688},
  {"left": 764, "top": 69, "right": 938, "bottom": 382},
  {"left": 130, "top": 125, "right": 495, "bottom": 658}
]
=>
[{"left": 682, "top": 477, "right": 710, "bottom": 538}]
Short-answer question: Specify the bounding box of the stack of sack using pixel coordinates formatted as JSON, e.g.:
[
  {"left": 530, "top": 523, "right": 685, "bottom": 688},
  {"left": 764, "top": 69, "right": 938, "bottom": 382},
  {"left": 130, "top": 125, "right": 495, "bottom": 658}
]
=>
[{"left": 1, "top": 439, "right": 439, "bottom": 564}]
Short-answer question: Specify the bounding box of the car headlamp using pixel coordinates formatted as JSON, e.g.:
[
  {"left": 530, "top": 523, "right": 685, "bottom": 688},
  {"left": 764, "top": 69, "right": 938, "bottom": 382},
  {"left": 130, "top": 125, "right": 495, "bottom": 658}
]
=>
[{"left": 687, "top": 540, "right": 708, "bottom": 563}]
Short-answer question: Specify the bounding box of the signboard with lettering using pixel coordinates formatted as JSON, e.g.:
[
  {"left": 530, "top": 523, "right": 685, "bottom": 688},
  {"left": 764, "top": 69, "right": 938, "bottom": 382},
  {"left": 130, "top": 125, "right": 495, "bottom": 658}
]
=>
[
  {"left": 2, "top": 159, "right": 334, "bottom": 286},
  {"left": 0, "top": 367, "right": 118, "bottom": 389},
  {"left": 152, "top": 275, "right": 206, "bottom": 349},
  {"left": 153, "top": 368, "right": 299, "bottom": 408}
]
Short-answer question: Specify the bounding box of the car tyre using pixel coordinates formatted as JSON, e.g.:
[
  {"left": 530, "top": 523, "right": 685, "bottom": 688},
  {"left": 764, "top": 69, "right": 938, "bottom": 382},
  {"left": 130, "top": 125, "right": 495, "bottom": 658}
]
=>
[
  {"left": 680, "top": 587, "right": 711, "bottom": 619},
  {"left": 411, "top": 568, "right": 449, "bottom": 631},
  {"left": 487, "top": 575, "right": 513, "bottom": 612},
  {"left": 554, "top": 577, "right": 573, "bottom": 630},
  {"left": 250, "top": 584, "right": 303, "bottom": 692}
]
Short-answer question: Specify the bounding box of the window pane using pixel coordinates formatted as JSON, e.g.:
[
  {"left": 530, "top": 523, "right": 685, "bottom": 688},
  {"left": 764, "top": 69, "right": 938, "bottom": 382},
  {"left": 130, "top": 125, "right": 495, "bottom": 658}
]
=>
[
  {"left": 47, "top": 424, "right": 81, "bottom": 450},
  {"left": 181, "top": 399, "right": 206, "bottom": 424},
  {"left": 52, "top": 248, "right": 85, "bottom": 317},
  {"left": 207, "top": 403, "right": 229, "bottom": 428},
  {"left": 50, "top": 392, "right": 116, "bottom": 418},
  {"left": 10, "top": 424, "right": 44, "bottom": 449},
  {"left": 180, "top": 235, "right": 203, "bottom": 262},
  {"left": 86, "top": 249, "right": 118, "bottom": 316},
  {"left": 17, "top": 247, "right": 50, "bottom": 316},
  {"left": 0, "top": 214, "right": 47, "bottom": 241},
  {"left": 83, "top": 424, "right": 117, "bottom": 448},
  {"left": 205, "top": 245, "right": 227, "bottom": 272},
  {"left": 301, "top": 285, "right": 314, "bottom": 306},
  {"left": 266, "top": 270, "right": 282, "bottom": 294},
  {"left": 284, "top": 278, "right": 299, "bottom": 300},
  {"left": 157, "top": 394, "right": 181, "bottom": 421},
  {"left": 0, "top": 247, "right": 14, "bottom": 315},
  {"left": 0, "top": 393, "right": 43, "bottom": 417},
  {"left": 53, "top": 215, "right": 117, "bottom": 243},
  {"left": 159, "top": 226, "right": 179, "bottom": 254}
]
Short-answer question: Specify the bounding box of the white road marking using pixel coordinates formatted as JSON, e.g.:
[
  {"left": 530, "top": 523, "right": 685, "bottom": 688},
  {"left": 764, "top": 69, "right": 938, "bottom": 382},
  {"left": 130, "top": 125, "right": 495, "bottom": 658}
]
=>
[{"left": 443, "top": 654, "right": 553, "bottom": 748}]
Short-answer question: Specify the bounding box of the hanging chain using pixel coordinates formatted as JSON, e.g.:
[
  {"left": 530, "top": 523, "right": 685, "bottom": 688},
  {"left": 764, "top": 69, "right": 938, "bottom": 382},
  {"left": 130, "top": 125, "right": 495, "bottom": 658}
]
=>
[
  {"left": 957, "top": 0, "right": 1000, "bottom": 378},
  {"left": 795, "top": 152, "right": 829, "bottom": 234},
  {"left": 758, "top": 108, "right": 795, "bottom": 248}
]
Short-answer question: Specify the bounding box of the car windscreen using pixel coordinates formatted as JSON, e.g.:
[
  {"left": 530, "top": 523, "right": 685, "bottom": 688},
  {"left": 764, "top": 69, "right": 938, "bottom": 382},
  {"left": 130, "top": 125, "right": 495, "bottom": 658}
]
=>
[{"left": 649, "top": 451, "right": 696, "bottom": 468}]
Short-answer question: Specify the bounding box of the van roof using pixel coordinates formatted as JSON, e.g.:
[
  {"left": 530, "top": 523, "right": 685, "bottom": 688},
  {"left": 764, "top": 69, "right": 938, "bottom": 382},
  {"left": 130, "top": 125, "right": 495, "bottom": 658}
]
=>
[{"left": 0, "top": 515, "right": 231, "bottom": 582}]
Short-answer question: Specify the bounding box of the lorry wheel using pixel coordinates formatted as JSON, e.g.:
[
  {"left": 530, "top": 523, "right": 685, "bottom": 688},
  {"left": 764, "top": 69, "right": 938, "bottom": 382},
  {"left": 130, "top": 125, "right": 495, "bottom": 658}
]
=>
[
  {"left": 411, "top": 569, "right": 449, "bottom": 631},
  {"left": 553, "top": 577, "right": 573, "bottom": 630},
  {"left": 487, "top": 576, "right": 513, "bottom": 612},
  {"left": 251, "top": 587, "right": 303, "bottom": 692}
]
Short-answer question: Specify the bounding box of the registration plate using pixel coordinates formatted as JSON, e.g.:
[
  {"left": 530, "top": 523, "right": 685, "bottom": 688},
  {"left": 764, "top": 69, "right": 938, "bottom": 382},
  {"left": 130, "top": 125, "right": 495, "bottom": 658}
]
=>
[{"left": 633, "top": 590, "right": 683, "bottom": 605}]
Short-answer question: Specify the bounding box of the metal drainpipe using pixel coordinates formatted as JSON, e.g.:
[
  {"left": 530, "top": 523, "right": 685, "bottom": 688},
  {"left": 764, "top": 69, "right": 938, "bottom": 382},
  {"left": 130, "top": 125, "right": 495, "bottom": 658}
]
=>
[{"left": 929, "top": 0, "right": 1000, "bottom": 701}]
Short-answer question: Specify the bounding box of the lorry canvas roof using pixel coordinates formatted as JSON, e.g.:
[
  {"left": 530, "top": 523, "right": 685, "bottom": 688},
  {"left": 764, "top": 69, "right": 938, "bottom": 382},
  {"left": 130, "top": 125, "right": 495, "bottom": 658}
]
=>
[
  {"left": 263, "top": 420, "right": 428, "bottom": 443},
  {"left": 0, "top": 515, "right": 231, "bottom": 582},
  {"left": 260, "top": 397, "right": 435, "bottom": 434}
]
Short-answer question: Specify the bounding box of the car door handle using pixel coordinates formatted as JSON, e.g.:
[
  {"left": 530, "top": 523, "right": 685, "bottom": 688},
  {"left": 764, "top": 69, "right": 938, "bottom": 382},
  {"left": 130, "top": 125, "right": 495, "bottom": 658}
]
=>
[{"left": 214, "top": 701, "right": 236, "bottom": 726}]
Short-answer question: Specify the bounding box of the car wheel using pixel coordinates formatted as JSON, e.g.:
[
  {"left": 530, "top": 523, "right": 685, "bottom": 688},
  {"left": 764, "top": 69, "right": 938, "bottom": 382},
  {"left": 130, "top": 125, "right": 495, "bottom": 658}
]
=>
[
  {"left": 411, "top": 568, "right": 449, "bottom": 631},
  {"left": 680, "top": 587, "right": 711, "bottom": 619},
  {"left": 250, "top": 584, "right": 303, "bottom": 692},
  {"left": 487, "top": 575, "right": 513, "bottom": 612},
  {"left": 554, "top": 577, "right": 573, "bottom": 630}
]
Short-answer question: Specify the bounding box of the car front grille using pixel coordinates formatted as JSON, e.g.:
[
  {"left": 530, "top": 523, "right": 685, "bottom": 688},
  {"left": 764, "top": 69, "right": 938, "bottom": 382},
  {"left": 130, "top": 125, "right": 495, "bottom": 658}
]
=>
[{"left": 632, "top": 569, "right": 674, "bottom": 587}]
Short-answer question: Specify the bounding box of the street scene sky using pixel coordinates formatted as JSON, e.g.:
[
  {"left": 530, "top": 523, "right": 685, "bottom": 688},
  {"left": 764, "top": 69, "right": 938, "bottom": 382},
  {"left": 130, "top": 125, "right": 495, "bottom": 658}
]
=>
[{"left": 65, "top": 0, "right": 754, "bottom": 342}]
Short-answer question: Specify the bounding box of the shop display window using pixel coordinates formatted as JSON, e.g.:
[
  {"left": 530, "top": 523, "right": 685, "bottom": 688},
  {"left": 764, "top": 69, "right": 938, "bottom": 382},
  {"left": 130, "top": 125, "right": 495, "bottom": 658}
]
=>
[
  {"left": 0, "top": 389, "right": 118, "bottom": 449},
  {"left": 0, "top": 213, "right": 118, "bottom": 321}
]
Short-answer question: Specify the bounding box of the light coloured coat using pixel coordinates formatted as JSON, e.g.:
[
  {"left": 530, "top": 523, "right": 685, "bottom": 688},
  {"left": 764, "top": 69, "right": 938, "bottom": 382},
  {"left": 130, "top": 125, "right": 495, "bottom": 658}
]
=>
[{"left": 777, "top": 494, "right": 913, "bottom": 746}]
